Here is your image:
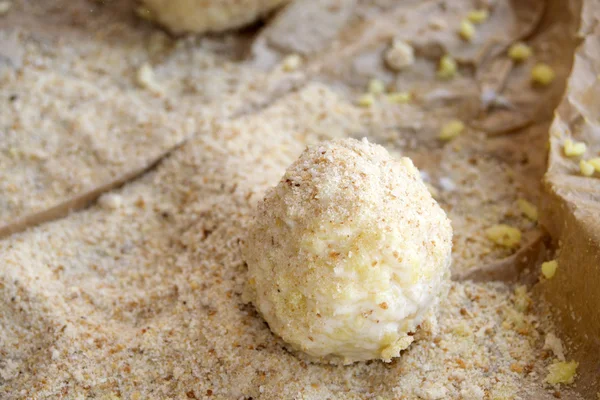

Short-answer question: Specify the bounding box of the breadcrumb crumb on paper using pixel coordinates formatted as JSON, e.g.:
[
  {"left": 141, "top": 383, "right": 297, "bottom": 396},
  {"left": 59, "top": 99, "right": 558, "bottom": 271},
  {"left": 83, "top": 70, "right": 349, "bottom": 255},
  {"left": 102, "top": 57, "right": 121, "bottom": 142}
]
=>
[
  {"left": 385, "top": 40, "right": 415, "bottom": 71},
  {"left": 282, "top": 54, "right": 302, "bottom": 72},
  {"left": 136, "top": 63, "right": 163, "bottom": 94}
]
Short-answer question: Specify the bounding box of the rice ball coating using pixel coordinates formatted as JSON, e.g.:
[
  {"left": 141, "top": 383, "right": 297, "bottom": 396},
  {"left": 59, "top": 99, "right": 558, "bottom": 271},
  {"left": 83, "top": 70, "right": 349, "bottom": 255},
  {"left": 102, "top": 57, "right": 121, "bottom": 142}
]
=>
[
  {"left": 243, "top": 138, "right": 452, "bottom": 364},
  {"left": 140, "top": 0, "right": 289, "bottom": 34}
]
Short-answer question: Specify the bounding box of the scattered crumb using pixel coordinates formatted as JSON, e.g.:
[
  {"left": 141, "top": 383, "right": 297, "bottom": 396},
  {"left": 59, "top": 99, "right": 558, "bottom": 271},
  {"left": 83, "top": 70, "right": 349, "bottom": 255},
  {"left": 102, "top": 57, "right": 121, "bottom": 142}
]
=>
[
  {"left": 563, "top": 139, "right": 587, "bottom": 157},
  {"left": 368, "top": 78, "right": 386, "bottom": 94},
  {"left": 437, "top": 55, "right": 458, "bottom": 79},
  {"left": 579, "top": 159, "right": 595, "bottom": 176},
  {"left": 508, "top": 42, "right": 533, "bottom": 62},
  {"left": 458, "top": 20, "right": 476, "bottom": 41},
  {"left": 384, "top": 39, "right": 415, "bottom": 71},
  {"left": 544, "top": 333, "right": 566, "bottom": 361},
  {"left": 517, "top": 199, "right": 538, "bottom": 222},
  {"left": 357, "top": 93, "right": 375, "bottom": 107},
  {"left": 587, "top": 157, "right": 600, "bottom": 172},
  {"left": 98, "top": 193, "right": 123, "bottom": 210},
  {"left": 136, "top": 63, "right": 163, "bottom": 94},
  {"left": 386, "top": 91, "right": 411, "bottom": 104},
  {"left": 467, "top": 9, "right": 489, "bottom": 24},
  {"left": 541, "top": 260, "right": 558, "bottom": 279},
  {"left": 282, "top": 54, "right": 302, "bottom": 72},
  {"left": 546, "top": 361, "right": 578, "bottom": 385},
  {"left": 485, "top": 224, "right": 522, "bottom": 248},
  {"left": 429, "top": 16, "right": 447, "bottom": 30},
  {"left": 531, "top": 63, "right": 556, "bottom": 86},
  {"left": 439, "top": 120, "right": 465, "bottom": 141}
]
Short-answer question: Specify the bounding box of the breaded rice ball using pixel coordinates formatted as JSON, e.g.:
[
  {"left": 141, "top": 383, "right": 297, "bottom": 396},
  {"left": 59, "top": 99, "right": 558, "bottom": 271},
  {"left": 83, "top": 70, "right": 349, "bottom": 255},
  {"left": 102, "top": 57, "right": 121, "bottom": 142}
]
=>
[
  {"left": 140, "top": 0, "right": 289, "bottom": 34},
  {"left": 243, "top": 138, "right": 453, "bottom": 364}
]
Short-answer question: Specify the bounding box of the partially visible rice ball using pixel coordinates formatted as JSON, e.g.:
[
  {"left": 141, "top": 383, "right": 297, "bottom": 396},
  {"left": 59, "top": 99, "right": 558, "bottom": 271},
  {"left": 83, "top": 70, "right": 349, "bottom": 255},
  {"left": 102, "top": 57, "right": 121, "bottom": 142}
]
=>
[
  {"left": 243, "top": 138, "right": 453, "bottom": 365},
  {"left": 139, "top": 0, "right": 289, "bottom": 34}
]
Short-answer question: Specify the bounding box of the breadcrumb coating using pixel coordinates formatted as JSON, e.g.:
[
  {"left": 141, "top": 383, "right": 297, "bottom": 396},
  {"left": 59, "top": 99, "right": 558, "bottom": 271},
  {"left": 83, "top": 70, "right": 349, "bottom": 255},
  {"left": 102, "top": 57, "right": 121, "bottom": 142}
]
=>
[{"left": 243, "top": 138, "right": 452, "bottom": 364}]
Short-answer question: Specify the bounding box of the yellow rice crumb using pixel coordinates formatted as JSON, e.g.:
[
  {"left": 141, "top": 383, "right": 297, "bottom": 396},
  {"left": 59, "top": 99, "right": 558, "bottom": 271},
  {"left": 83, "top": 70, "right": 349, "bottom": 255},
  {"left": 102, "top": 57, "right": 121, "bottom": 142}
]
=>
[
  {"left": 458, "top": 20, "right": 476, "bottom": 41},
  {"left": 439, "top": 120, "right": 465, "bottom": 141},
  {"left": 437, "top": 55, "right": 458, "bottom": 80},
  {"left": 357, "top": 93, "right": 375, "bottom": 107},
  {"left": 580, "top": 159, "right": 595, "bottom": 176},
  {"left": 368, "top": 79, "right": 386, "bottom": 95},
  {"left": 517, "top": 199, "right": 538, "bottom": 222},
  {"left": 508, "top": 42, "right": 532, "bottom": 62},
  {"left": 541, "top": 260, "right": 558, "bottom": 279},
  {"left": 531, "top": 63, "right": 555, "bottom": 86},
  {"left": 563, "top": 139, "right": 587, "bottom": 157},
  {"left": 386, "top": 92, "right": 411, "bottom": 104},
  {"left": 545, "top": 360, "right": 578, "bottom": 385},
  {"left": 587, "top": 157, "right": 600, "bottom": 172},
  {"left": 467, "top": 9, "right": 489, "bottom": 24},
  {"left": 485, "top": 224, "right": 522, "bottom": 248}
]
